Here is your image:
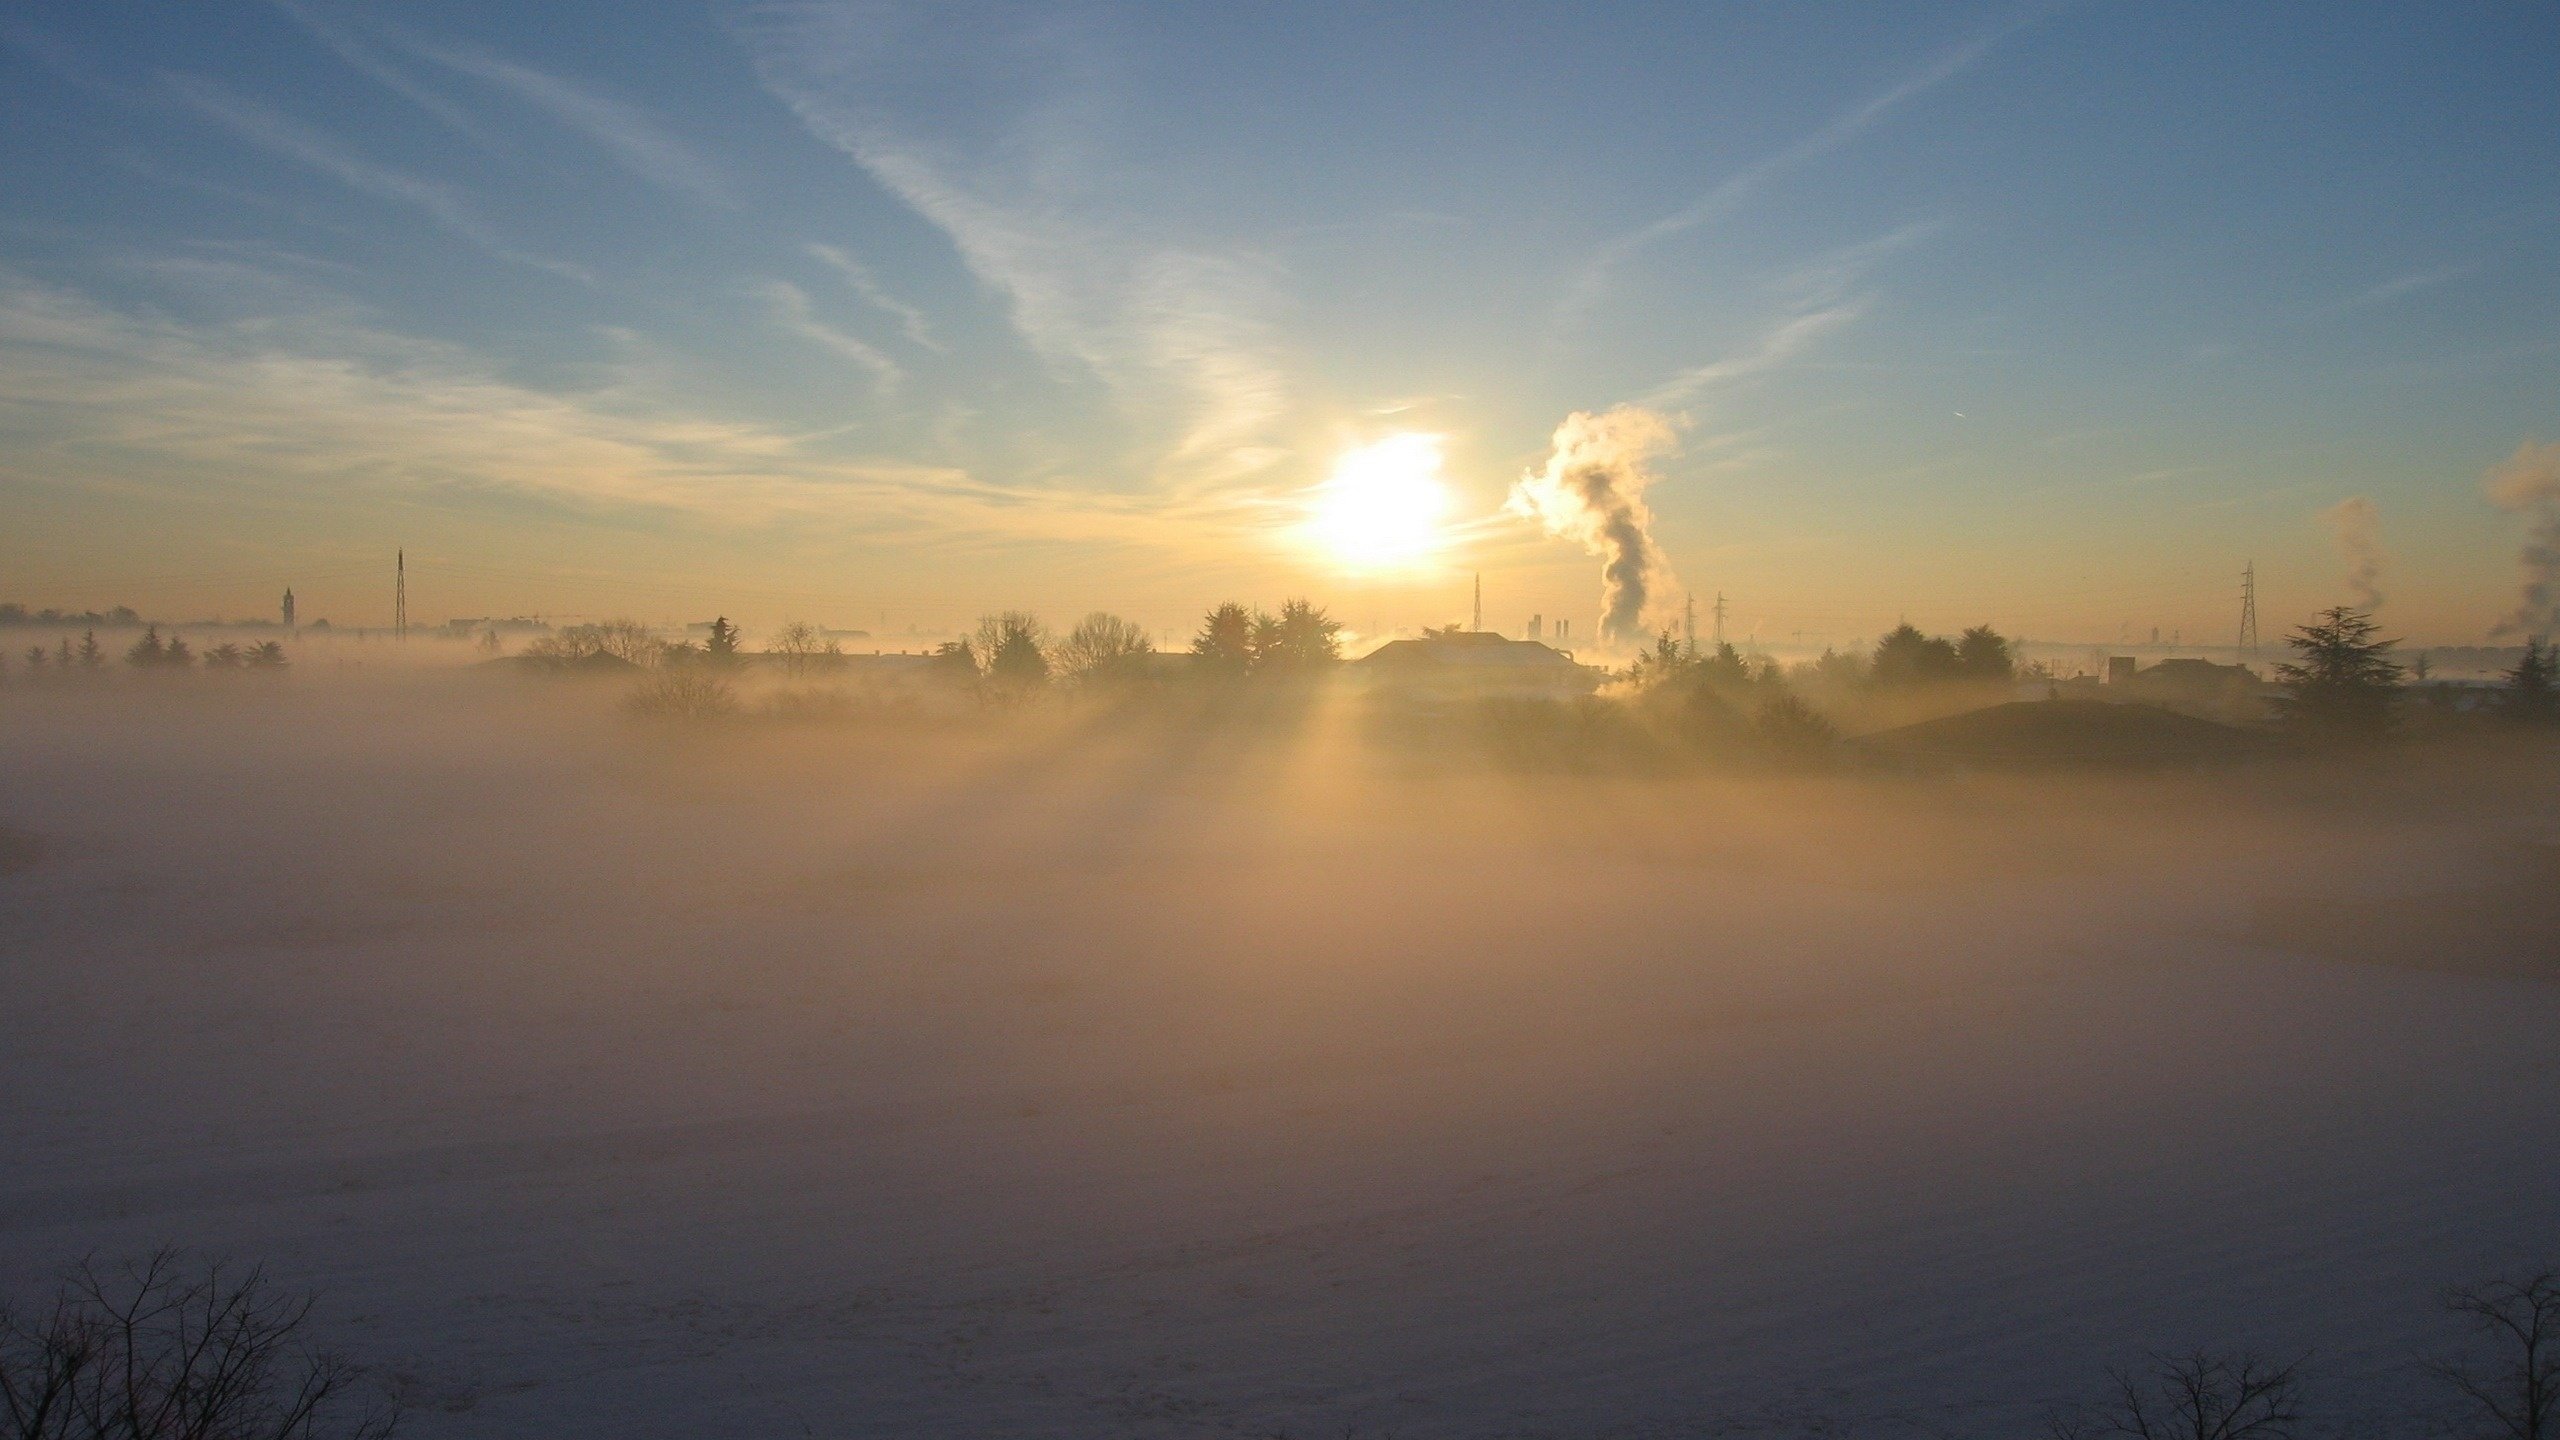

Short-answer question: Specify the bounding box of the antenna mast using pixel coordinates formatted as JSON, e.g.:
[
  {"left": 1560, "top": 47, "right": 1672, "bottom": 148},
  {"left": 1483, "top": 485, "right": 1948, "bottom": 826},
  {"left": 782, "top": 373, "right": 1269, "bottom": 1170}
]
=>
[
  {"left": 1471, "top": 572, "right": 1481, "bottom": 632},
  {"left": 395, "top": 549, "right": 408, "bottom": 641},
  {"left": 2236, "top": 560, "right": 2259, "bottom": 661},
  {"left": 1712, "top": 591, "right": 1727, "bottom": 649}
]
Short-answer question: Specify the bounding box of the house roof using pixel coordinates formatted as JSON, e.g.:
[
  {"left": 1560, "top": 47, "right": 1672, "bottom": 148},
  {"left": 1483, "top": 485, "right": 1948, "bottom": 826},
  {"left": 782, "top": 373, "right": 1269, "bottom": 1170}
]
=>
[{"left": 1354, "top": 632, "right": 1582, "bottom": 670}]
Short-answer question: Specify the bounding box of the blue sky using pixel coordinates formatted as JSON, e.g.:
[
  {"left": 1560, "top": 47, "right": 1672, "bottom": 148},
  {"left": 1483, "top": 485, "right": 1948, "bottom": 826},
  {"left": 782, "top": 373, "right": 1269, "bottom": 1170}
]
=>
[{"left": 2, "top": 2, "right": 2555, "bottom": 645}]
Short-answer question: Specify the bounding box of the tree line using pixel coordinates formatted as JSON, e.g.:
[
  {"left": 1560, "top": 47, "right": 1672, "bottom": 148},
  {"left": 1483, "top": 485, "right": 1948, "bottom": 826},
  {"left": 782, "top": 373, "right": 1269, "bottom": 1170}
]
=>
[{"left": 1, "top": 628, "right": 287, "bottom": 680}]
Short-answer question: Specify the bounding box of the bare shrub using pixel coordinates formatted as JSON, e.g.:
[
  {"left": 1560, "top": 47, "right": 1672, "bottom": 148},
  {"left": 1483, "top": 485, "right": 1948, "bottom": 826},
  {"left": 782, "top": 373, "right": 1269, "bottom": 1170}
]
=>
[
  {"left": 623, "top": 668, "right": 736, "bottom": 721},
  {"left": 1754, "top": 690, "right": 1839, "bottom": 763},
  {"left": 2050, "top": 1352, "right": 2305, "bottom": 1440},
  {"left": 521, "top": 619, "right": 662, "bottom": 671},
  {"left": 764, "top": 621, "right": 840, "bottom": 679},
  {"left": 1053, "top": 612, "right": 1152, "bottom": 688},
  {"left": 0, "top": 1248, "right": 394, "bottom": 1440}
]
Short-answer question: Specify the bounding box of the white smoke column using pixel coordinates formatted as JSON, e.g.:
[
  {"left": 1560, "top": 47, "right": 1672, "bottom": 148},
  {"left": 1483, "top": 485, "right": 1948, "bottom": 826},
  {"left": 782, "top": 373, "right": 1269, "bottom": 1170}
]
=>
[
  {"left": 2323, "top": 496, "right": 2387, "bottom": 610},
  {"left": 1506, "top": 407, "right": 1679, "bottom": 648},
  {"left": 2485, "top": 440, "right": 2560, "bottom": 637}
]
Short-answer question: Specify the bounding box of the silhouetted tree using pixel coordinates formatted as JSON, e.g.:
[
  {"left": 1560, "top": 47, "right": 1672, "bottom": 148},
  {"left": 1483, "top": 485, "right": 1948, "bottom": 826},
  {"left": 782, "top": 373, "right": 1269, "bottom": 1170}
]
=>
[
  {"left": 1754, "top": 690, "right": 1838, "bottom": 762},
  {"left": 76, "top": 633, "right": 101, "bottom": 669},
  {"left": 1246, "top": 609, "right": 1284, "bottom": 667},
  {"left": 2437, "top": 1270, "right": 2560, "bottom": 1440},
  {"left": 2272, "top": 605, "right": 2402, "bottom": 738},
  {"left": 1870, "top": 623, "right": 1963, "bottom": 687},
  {"left": 1260, "top": 599, "right": 1342, "bottom": 670},
  {"left": 2504, "top": 639, "right": 2555, "bottom": 723},
  {"left": 123, "top": 628, "right": 165, "bottom": 669},
  {"left": 0, "top": 1248, "right": 395, "bottom": 1440},
  {"left": 1191, "top": 602, "right": 1255, "bottom": 677},
  {"left": 1625, "top": 630, "right": 1696, "bottom": 691},
  {"left": 247, "top": 641, "right": 288, "bottom": 669},
  {"left": 162, "top": 635, "right": 192, "bottom": 667},
  {"left": 924, "top": 638, "right": 978, "bottom": 689},
  {"left": 204, "top": 643, "right": 245, "bottom": 670},
  {"left": 1957, "top": 625, "right": 2016, "bottom": 683},
  {"left": 22, "top": 646, "right": 45, "bottom": 673},
  {"left": 52, "top": 638, "right": 70, "bottom": 668},
  {"left": 2050, "top": 1352, "right": 2305, "bottom": 1440},
  {"left": 702, "top": 616, "right": 743, "bottom": 666},
  {"left": 976, "top": 611, "right": 1050, "bottom": 696},
  {"left": 1053, "top": 612, "right": 1152, "bottom": 688},
  {"left": 765, "top": 621, "right": 838, "bottom": 678}
]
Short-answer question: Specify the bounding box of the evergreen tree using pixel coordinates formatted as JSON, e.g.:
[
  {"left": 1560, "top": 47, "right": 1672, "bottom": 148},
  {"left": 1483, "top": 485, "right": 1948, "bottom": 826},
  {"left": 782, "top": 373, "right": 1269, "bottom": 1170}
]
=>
[
  {"left": 163, "top": 634, "right": 194, "bottom": 666},
  {"left": 1955, "top": 625, "right": 2015, "bottom": 683},
  {"left": 702, "top": 616, "right": 742, "bottom": 665},
  {"left": 2503, "top": 637, "right": 2556, "bottom": 723},
  {"left": 973, "top": 611, "right": 1050, "bottom": 696},
  {"left": 78, "top": 630, "right": 103, "bottom": 667},
  {"left": 248, "top": 640, "right": 289, "bottom": 669},
  {"left": 1246, "top": 609, "right": 1285, "bottom": 668},
  {"left": 24, "top": 645, "right": 46, "bottom": 672},
  {"left": 1262, "top": 599, "right": 1342, "bottom": 669},
  {"left": 925, "top": 638, "right": 978, "bottom": 688},
  {"left": 54, "top": 637, "right": 72, "bottom": 667},
  {"left": 1191, "top": 602, "right": 1256, "bottom": 676},
  {"left": 1625, "top": 629, "right": 1694, "bottom": 690},
  {"left": 125, "top": 626, "right": 165, "bottom": 668},
  {"left": 1870, "top": 623, "right": 1962, "bottom": 687},
  {"left": 2273, "top": 605, "right": 2404, "bottom": 737}
]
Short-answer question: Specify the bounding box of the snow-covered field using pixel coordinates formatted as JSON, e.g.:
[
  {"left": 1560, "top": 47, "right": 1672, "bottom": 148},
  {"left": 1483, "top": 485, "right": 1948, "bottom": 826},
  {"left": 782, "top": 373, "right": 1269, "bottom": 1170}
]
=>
[{"left": 4, "top": 667, "right": 2556, "bottom": 1437}]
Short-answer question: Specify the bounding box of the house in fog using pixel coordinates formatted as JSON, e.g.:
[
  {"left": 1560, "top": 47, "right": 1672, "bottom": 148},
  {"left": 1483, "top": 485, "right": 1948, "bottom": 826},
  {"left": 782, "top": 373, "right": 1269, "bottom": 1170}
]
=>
[
  {"left": 2121, "top": 656, "right": 2270, "bottom": 722},
  {"left": 1351, "top": 630, "right": 1602, "bottom": 699}
]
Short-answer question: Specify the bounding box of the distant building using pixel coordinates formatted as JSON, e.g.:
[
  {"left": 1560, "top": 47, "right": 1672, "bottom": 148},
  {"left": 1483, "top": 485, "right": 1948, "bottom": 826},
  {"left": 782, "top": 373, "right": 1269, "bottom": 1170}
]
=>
[
  {"left": 1352, "top": 630, "right": 1601, "bottom": 699},
  {"left": 281, "top": 588, "right": 295, "bottom": 631},
  {"left": 2122, "top": 656, "right": 2270, "bottom": 722}
]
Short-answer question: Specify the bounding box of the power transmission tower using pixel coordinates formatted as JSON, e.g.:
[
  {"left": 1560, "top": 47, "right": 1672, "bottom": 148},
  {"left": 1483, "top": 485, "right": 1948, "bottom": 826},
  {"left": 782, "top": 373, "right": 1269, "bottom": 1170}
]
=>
[
  {"left": 2236, "top": 559, "right": 2259, "bottom": 660},
  {"left": 395, "top": 549, "right": 408, "bottom": 641},
  {"left": 1682, "top": 594, "right": 1696, "bottom": 656},
  {"left": 1711, "top": 591, "right": 1727, "bottom": 648},
  {"left": 1471, "top": 572, "right": 1481, "bottom": 632}
]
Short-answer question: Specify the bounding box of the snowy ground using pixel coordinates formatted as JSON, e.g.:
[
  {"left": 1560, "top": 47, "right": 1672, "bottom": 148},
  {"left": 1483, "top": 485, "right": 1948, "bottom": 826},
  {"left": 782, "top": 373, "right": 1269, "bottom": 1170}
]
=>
[{"left": 3, "top": 669, "right": 2556, "bottom": 1437}]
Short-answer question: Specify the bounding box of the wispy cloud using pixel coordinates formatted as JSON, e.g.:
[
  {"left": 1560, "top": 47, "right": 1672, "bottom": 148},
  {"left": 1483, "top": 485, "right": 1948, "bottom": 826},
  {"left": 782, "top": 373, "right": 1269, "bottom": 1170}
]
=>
[
  {"left": 271, "top": 2, "right": 728, "bottom": 206},
  {"left": 163, "top": 73, "right": 589, "bottom": 283},
  {"left": 407, "top": 40, "right": 732, "bottom": 206},
  {"left": 741, "top": 8, "right": 1294, "bottom": 493},
  {"left": 2320, "top": 263, "right": 2475, "bottom": 319},
  {"left": 0, "top": 269, "right": 1261, "bottom": 556},
  {"left": 1644, "top": 301, "right": 1868, "bottom": 409},
  {"left": 751, "top": 278, "right": 901, "bottom": 390},
  {"left": 266, "top": 0, "right": 490, "bottom": 142},
  {"left": 1640, "top": 220, "right": 1935, "bottom": 408},
  {"left": 1555, "top": 18, "right": 2030, "bottom": 329},
  {"left": 806, "top": 242, "right": 940, "bottom": 351}
]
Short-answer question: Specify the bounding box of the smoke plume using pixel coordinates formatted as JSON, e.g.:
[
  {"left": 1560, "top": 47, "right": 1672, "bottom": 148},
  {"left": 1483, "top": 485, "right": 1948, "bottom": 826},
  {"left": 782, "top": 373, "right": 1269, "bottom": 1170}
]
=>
[
  {"left": 1507, "top": 407, "right": 1679, "bottom": 648},
  {"left": 2323, "top": 496, "right": 2387, "bottom": 610},
  {"left": 2485, "top": 440, "right": 2560, "bottom": 637}
]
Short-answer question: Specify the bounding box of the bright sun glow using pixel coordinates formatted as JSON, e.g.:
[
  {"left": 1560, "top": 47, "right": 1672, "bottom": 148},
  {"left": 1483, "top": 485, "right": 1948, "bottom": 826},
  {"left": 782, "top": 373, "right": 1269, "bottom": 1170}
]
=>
[{"left": 1308, "top": 433, "right": 1454, "bottom": 570}]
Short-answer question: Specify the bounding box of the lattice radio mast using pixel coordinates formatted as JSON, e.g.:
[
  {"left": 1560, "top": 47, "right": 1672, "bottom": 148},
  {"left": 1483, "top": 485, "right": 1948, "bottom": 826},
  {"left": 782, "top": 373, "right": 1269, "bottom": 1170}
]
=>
[
  {"left": 395, "top": 548, "right": 408, "bottom": 641},
  {"left": 2236, "top": 560, "right": 2259, "bottom": 660},
  {"left": 1712, "top": 591, "right": 1727, "bottom": 648}
]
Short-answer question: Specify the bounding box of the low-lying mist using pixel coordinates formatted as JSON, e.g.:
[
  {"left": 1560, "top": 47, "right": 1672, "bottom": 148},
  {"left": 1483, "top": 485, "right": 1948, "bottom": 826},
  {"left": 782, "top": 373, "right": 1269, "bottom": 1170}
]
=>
[{"left": 3, "top": 657, "right": 2556, "bottom": 1437}]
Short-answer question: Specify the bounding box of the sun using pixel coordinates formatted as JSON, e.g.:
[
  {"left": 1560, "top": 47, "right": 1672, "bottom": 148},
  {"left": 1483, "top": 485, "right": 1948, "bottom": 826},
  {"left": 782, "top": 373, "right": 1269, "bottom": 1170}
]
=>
[{"left": 1307, "top": 433, "right": 1455, "bottom": 571}]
